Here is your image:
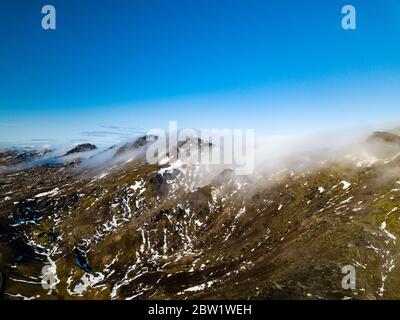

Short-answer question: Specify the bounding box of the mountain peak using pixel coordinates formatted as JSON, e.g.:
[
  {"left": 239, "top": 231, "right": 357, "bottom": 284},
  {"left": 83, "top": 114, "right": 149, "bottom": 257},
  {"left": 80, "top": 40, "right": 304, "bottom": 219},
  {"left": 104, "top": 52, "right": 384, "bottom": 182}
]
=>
[
  {"left": 114, "top": 135, "right": 157, "bottom": 157},
  {"left": 63, "top": 143, "right": 97, "bottom": 156},
  {"left": 368, "top": 131, "right": 400, "bottom": 144}
]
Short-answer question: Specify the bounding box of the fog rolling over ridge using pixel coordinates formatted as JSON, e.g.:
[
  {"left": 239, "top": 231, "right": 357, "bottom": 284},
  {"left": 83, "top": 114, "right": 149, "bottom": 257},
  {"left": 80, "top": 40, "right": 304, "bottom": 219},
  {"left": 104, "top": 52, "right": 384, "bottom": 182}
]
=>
[{"left": 2, "top": 125, "right": 400, "bottom": 299}]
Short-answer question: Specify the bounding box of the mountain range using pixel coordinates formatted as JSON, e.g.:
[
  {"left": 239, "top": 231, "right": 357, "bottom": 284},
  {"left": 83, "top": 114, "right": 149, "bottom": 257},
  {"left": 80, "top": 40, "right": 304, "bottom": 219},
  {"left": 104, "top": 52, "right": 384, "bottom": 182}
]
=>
[{"left": 2, "top": 130, "right": 400, "bottom": 299}]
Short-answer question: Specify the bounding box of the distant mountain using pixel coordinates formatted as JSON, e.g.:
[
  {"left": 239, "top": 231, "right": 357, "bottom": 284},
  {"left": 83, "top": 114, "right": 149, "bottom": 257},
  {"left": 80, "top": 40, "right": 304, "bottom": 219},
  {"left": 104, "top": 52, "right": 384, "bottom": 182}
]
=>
[
  {"left": 0, "top": 149, "right": 52, "bottom": 167},
  {"left": 63, "top": 143, "right": 97, "bottom": 156}
]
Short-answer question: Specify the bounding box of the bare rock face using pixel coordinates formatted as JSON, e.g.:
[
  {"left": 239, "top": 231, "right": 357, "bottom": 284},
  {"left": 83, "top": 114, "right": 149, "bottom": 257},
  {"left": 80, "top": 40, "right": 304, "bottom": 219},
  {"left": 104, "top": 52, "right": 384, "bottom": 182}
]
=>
[{"left": 63, "top": 144, "right": 97, "bottom": 156}]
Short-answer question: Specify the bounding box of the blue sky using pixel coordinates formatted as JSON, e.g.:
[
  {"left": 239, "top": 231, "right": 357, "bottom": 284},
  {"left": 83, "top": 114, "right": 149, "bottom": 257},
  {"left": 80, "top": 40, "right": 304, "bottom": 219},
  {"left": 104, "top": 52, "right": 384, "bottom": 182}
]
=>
[{"left": 1, "top": 0, "right": 400, "bottom": 146}]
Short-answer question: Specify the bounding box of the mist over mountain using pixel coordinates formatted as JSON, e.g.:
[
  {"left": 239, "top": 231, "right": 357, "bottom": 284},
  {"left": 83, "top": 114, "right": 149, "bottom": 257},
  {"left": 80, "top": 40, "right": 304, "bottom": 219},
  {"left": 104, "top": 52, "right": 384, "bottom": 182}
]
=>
[{"left": 2, "top": 127, "right": 400, "bottom": 299}]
